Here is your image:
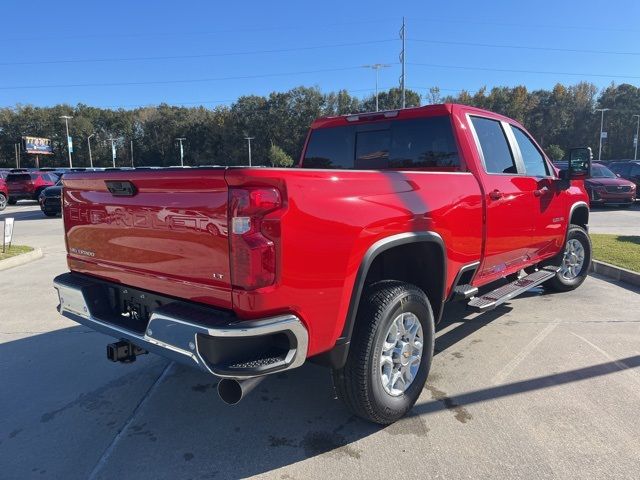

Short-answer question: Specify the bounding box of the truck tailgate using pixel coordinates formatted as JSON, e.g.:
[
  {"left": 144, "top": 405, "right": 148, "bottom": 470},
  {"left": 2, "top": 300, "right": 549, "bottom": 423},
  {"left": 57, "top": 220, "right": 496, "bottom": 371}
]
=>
[{"left": 63, "top": 169, "right": 232, "bottom": 308}]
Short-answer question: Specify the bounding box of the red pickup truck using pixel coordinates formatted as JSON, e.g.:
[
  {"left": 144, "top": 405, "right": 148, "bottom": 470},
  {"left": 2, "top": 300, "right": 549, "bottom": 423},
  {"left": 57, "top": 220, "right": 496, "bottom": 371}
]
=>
[{"left": 54, "top": 104, "right": 591, "bottom": 424}]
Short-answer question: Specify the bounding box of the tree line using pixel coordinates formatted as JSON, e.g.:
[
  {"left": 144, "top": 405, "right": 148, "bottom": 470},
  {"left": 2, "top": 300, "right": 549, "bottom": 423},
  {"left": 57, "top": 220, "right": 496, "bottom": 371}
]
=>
[{"left": 1, "top": 82, "right": 639, "bottom": 168}]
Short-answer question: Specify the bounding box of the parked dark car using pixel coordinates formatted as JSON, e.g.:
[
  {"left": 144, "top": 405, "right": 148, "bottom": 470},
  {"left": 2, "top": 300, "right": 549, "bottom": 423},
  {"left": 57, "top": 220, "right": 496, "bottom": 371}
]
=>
[
  {"left": 6, "top": 171, "right": 58, "bottom": 204},
  {"left": 585, "top": 163, "right": 636, "bottom": 206},
  {"left": 609, "top": 161, "right": 640, "bottom": 193},
  {"left": 39, "top": 178, "right": 63, "bottom": 217}
]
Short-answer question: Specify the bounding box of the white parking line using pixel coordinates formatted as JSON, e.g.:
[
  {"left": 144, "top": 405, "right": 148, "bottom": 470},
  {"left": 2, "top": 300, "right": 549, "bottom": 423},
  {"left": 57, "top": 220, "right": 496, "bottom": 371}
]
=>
[
  {"left": 492, "top": 321, "right": 559, "bottom": 385},
  {"left": 571, "top": 332, "right": 640, "bottom": 391}
]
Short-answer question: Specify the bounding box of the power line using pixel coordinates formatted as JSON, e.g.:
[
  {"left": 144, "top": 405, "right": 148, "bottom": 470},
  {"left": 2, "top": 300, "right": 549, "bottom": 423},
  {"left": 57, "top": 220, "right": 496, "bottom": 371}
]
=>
[
  {"left": 409, "top": 62, "right": 640, "bottom": 80},
  {"left": 411, "top": 17, "right": 640, "bottom": 34},
  {"left": 410, "top": 38, "right": 640, "bottom": 56},
  {"left": 0, "top": 64, "right": 398, "bottom": 91},
  {"left": 93, "top": 86, "right": 393, "bottom": 110},
  {"left": 0, "top": 18, "right": 394, "bottom": 42},
  {"left": 0, "top": 39, "right": 396, "bottom": 67}
]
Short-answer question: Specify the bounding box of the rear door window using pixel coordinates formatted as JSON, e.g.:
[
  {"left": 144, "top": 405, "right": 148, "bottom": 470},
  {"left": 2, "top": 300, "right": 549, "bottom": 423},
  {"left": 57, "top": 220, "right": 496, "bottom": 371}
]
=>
[
  {"left": 470, "top": 116, "right": 517, "bottom": 174},
  {"left": 303, "top": 116, "right": 460, "bottom": 170},
  {"left": 7, "top": 173, "right": 31, "bottom": 182}
]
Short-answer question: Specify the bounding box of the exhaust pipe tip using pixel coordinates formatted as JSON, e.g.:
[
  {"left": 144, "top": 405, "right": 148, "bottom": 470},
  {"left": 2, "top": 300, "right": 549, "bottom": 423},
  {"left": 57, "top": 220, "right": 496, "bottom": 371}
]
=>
[
  {"left": 217, "top": 379, "right": 244, "bottom": 405},
  {"left": 217, "top": 377, "right": 264, "bottom": 405}
]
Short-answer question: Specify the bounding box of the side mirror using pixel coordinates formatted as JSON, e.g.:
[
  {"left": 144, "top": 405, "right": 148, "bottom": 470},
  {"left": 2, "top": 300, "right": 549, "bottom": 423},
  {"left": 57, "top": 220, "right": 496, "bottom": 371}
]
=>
[{"left": 567, "top": 147, "right": 592, "bottom": 180}]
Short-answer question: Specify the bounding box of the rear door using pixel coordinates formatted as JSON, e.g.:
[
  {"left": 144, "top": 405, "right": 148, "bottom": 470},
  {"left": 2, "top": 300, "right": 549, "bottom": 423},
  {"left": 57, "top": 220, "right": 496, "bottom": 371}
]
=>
[{"left": 468, "top": 115, "right": 535, "bottom": 281}]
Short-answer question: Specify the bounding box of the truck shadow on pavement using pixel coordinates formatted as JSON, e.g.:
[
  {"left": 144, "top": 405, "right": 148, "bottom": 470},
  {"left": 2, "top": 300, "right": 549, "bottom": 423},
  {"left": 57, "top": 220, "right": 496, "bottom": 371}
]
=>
[
  {"left": 0, "top": 209, "right": 54, "bottom": 222},
  {"left": 3, "top": 302, "right": 639, "bottom": 479}
]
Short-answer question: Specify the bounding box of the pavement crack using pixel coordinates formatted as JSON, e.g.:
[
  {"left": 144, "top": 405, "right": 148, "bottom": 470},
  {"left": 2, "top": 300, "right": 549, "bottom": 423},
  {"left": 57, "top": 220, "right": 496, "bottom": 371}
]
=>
[{"left": 87, "top": 362, "right": 173, "bottom": 480}]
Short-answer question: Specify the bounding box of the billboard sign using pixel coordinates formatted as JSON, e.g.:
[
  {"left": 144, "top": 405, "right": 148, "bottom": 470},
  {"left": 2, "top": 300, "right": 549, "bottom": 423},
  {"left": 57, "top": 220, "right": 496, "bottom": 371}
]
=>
[{"left": 23, "top": 136, "right": 53, "bottom": 155}]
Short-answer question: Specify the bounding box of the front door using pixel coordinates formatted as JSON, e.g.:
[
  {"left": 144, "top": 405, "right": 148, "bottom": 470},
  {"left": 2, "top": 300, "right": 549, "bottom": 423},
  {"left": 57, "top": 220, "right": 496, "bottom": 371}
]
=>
[{"left": 508, "top": 125, "right": 566, "bottom": 260}]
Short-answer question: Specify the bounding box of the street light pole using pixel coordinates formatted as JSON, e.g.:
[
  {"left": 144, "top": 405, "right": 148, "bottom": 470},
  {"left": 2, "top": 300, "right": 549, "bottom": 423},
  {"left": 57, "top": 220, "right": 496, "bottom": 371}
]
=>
[
  {"left": 108, "top": 138, "right": 117, "bottom": 167},
  {"left": 60, "top": 115, "right": 73, "bottom": 168},
  {"left": 175, "top": 138, "right": 186, "bottom": 167},
  {"left": 244, "top": 136, "right": 254, "bottom": 167},
  {"left": 363, "top": 64, "right": 392, "bottom": 111},
  {"left": 595, "top": 108, "right": 610, "bottom": 162},
  {"left": 633, "top": 114, "right": 640, "bottom": 161},
  {"left": 87, "top": 133, "right": 96, "bottom": 168}
]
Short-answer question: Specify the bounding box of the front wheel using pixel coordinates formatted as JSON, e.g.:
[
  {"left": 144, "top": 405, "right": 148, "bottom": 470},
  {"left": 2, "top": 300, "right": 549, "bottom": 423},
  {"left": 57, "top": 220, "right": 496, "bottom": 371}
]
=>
[
  {"left": 332, "top": 280, "right": 435, "bottom": 425},
  {"left": 545, "top": 224, "right": 591, "bottom": 292}
]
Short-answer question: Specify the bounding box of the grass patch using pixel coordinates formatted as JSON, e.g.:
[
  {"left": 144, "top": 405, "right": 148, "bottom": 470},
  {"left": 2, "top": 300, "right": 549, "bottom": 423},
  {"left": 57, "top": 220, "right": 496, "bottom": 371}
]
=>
[
  {"left": 0, "top": 244, "right": 34, "bottom": 261},
  {"left": 590, "top": 234, "right": 640, "bottom": 273}
]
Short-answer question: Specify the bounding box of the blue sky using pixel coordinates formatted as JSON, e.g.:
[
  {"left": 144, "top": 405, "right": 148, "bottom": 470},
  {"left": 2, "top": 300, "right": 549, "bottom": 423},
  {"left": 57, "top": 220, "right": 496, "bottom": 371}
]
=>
[{"left": 2, "top": 0, "right": 639, "bottom": 108}]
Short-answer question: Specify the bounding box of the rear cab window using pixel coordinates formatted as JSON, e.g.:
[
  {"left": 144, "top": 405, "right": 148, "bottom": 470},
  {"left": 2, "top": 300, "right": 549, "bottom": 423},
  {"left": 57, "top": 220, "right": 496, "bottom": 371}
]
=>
[{"left": 302, "top": 116, "right": 461, "bottom": 171}]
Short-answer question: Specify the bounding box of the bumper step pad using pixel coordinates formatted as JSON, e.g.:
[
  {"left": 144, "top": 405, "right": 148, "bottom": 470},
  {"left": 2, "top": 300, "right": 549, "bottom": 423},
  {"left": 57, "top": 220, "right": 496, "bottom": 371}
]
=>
[{"left": 468, "top": 267, "right": 558, "bottom": 312}]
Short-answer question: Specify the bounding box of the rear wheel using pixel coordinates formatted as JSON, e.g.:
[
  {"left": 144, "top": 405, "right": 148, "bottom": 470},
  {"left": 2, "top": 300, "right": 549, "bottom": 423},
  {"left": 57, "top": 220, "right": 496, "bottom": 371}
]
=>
[
  {"left": 544, "top": 224, "right": 591, "bottom": 292},
  {"left": 0, "top": 194, "right": 6, "bottom": 211},
  {"left": 332, "top": 280, "right": 435, "bottom": 425}
]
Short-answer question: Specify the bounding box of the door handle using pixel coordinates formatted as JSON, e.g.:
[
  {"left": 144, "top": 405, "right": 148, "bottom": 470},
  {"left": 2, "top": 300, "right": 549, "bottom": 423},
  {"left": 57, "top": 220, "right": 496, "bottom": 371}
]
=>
[
  {"left": 489, "top": 189, "right": 503, "bottom": 200},
  {"left": 534, "top": 186, "right": 550, "bottom": 197}
]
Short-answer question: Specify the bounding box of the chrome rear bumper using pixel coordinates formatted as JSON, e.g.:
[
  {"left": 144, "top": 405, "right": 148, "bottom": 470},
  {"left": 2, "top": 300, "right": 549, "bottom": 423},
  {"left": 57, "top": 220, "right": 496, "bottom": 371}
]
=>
[{"left": 53, "top": 273, "right": 308, "bottom": 379}]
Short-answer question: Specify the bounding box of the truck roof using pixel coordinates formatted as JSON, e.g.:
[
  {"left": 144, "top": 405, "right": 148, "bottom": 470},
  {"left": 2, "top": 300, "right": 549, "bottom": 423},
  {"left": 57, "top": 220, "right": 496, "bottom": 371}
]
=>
[{"left": 310, "top": 103, "right": 518, "bottom": 129}]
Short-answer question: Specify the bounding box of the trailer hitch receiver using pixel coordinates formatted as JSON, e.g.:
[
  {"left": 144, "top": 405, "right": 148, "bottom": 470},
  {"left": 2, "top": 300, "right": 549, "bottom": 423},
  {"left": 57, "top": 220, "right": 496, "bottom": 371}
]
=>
[{"left": 107, "top": 340, "right": 148, "bottom": 363}]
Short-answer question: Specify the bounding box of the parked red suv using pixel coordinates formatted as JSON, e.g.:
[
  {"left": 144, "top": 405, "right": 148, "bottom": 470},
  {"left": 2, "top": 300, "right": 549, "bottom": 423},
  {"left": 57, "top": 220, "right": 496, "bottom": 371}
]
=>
[
  {"left": 5, "top": 170, "right": 58, "bottom": 205},
  {"left": 0, "top": 173, "right": 8, "bottom": 211}
]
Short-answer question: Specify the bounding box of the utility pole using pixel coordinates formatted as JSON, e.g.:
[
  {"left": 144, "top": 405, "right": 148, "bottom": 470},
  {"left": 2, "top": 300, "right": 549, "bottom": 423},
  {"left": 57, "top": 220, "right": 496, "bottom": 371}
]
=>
[
  {"left": 399, "top": 16, "right": 406, "bottom": 109},
  {"left": 244, "top": 136, "right": 254, "bottom": 166},
  {"left": 14, "top": 143, "right": 18, "bottom": 168},
  {"left": 175, "top": 137, "right": 186, "bottom": 166},
  {"left": 60, "top": 115, "right": 73, "bottom": 168},
  {"left": 363, "top": 64, "right": 391, "bottom": 111},
  {"left": 130, "top": 139, "right": 134, "bottom": 167},
  {"left": 633, "top": 114, "right": 640, "bottom": 160},
  {"left": 87, "top": 133, "right": 96, "bottom": 168},
  {"left": 595, "top": 108, "right": 610, "bottom": 162},
  {"left": 108, "top": 137, "right": 117, "bottom": 167}
]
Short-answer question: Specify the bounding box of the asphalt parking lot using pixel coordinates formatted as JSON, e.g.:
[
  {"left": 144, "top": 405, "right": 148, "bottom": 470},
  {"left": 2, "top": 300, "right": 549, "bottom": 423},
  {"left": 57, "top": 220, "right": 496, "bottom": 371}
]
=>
[{"left": 1, "top": 203, "right": 639, "bottom": 480}]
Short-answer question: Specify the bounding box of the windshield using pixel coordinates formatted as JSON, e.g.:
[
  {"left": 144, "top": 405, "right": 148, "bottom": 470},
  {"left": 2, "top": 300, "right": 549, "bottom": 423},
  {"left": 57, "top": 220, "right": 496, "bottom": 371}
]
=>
[{"left": 591, "top": 164, "right": 617, "bottom": 178}]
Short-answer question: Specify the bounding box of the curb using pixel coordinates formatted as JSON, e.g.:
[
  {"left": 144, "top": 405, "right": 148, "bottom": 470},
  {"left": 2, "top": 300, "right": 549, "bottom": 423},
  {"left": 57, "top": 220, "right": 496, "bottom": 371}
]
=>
[
  {"left": 0, "top": 248, "right": 43, "bottom": 271},
  {"left": 590, "top": 260, "right": 640, "bottom": 287}
]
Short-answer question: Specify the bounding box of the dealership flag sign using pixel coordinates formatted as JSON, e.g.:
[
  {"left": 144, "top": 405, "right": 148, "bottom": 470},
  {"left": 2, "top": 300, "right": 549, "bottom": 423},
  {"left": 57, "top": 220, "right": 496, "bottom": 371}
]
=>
[{"left": 3, "top": 217, "right": 14, "bottom": 253}]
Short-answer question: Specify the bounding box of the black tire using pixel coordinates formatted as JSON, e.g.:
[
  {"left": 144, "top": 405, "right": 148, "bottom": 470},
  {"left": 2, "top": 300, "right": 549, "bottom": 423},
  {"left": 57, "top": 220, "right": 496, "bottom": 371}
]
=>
[
  {"left": 8, "top": 198, "right": 17, "bottom": 205},
  {"left": 43, "top": 211, "right": 58, "bottom": 217},
  {"left": 0, "top": 194, "right": 6, "bottom": 211},
  {"left": 544, "top": 224, "right": 591, "bottom": 292},
  {"left": 331, "top": 280, "right": 435, "bottom": 425}
]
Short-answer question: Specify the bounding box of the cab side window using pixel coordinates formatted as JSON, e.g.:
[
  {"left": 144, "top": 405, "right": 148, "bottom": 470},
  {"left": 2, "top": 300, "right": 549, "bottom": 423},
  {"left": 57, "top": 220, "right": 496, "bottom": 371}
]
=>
[
  {"left": 470, "top": 116, "right": 517, "bottom": 174},
  {"left": 512, "top": 127, "right": 549, "bottom": 177}
]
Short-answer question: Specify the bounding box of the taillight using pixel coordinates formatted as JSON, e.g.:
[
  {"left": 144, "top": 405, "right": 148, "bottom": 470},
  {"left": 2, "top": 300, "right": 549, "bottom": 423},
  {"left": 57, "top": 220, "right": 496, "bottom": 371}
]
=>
[{"left": 229, "top": 187, "right": 281, "bottom": 290}]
